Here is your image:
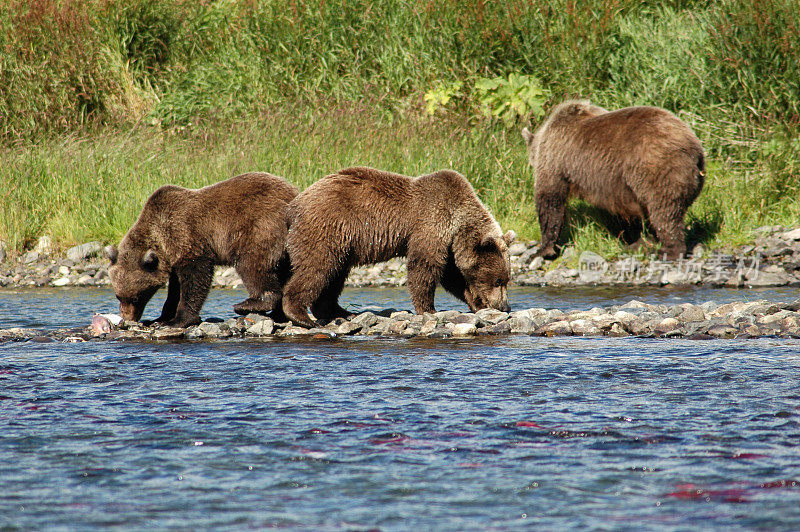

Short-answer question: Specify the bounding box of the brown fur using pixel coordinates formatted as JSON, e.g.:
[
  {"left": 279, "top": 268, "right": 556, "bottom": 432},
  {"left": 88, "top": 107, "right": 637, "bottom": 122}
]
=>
[
  {"left": 522, "top": 99, "right": 705, "bottom": 260},
  {"left": 106, "top": 172, "right": 299, "bottom": 327},
  {"left": 281, "top": 166, "right": 515, "bottom": 328}
]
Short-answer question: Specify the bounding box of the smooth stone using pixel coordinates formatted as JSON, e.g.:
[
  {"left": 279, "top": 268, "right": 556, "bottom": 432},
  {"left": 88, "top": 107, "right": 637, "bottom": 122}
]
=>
[
  {"left": 452, "top": 323, "right": 478, "bottom": 336},
  {"left": 66, "top": 241, "right": 103, "bottom": 262},
  {"left": 280, "top": 326, "right": 311, "bottom": 336},
  {"left": 570, "top": 319, "right": 602, "bottom": 336},
  {"left": 185, "top": 326, "right": 204, "bottom": 339},
  {"left": 433, "top": 310, "right": 461, "bottom": 322},
  {"left": 508, "top": 316, "right": 535, "bottom": 334},
  {"left": 707, "top": 324, "right": 738, "bottom": 339},
  {"left": 452, "top": 313, "right": 481, "bottom": 326},
  {"left": 508, "top": 242, "right": 527, "bottom": 256},
  {"left": 607, "top": 323, "right": 630, "bottom": 337},
  {"left": 52, "top": 277, "right": 71, "bottom": 287},
  {"left": 246, "top": 319, "right": 274, "bottom": 336},
  {"left": 419, "top": 320, "right": 438, "bottom": 335},
  {"left": 655, "top": 318, "right": 681, "bottom": 333},
  {"left": 22, "top": 251, "right": 39, "bottom": 264},
  {"left": 152, "top": 327, "right": 186, "bottom": 340},
  {"left": 351, "top": 312, "right": 379, "bottom": 328},
  {"left": 536, "top": 320, "right": 573, "bottom": 336},
  {"left": 528, "top": 256, "right": 544, "bottom": 270},
  {"left": 757, "top": 310, "right": 790, "bottom": 325},
  {"left": 781, "top": 228, "right": 800, "bottom": 241},
  {"left": 745, "top": 271, "right": 789, "bottom": 287},
  {"left": 336, "top": 321, "right": 362, "bottom": 335},
  {"left": 475, "top": 308, "right": 508, "bottom": 324},
  {"left": 388, "top": 321, "right": 409, "bottom": 334},
  {"left": 482, "top": 321, "right": 512, "bottom": 335}
]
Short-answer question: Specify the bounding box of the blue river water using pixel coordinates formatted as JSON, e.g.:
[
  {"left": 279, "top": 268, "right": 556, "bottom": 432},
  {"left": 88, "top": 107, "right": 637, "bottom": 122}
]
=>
[{"left": 1, "top": 286, "right": 799, "bottom": 530}]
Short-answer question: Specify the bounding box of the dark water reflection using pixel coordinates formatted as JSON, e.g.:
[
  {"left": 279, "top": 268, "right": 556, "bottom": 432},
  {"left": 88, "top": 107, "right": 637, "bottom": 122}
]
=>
[
  {"left": 1, "top": 288, "right": 800, "bottom": 529},
  {"left": 1, "top": 284, "right": 799, "bottom": 329}
]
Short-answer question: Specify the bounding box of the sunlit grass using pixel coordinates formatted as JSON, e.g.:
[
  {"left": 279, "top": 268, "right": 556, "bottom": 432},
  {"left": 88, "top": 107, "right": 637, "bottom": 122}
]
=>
[{"left": 3, "top": 106, "right": 799, "bottom": 259}]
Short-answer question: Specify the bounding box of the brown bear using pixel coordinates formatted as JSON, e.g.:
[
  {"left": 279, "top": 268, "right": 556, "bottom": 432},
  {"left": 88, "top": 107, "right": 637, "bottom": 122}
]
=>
[
  {"left": 106, "top": 172, "right": 299, "bottom": 327},
  {"left": 281, "top": 166, "right": 515, "bottom": 328},
  {"left": 522, "top": 99, "right": 705, "bottom": 260}
]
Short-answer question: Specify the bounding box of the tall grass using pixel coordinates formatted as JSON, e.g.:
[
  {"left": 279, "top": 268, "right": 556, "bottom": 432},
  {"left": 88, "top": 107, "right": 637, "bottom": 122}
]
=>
[{"left": 3, "top": 0, "right": 799, "bottom": 133}]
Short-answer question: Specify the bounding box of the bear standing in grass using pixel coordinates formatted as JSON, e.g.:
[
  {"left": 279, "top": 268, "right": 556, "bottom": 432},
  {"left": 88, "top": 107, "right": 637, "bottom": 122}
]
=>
[
  {"left": 106, "top": 172, "right": 299, "bottom": 327},
  {"left": 522, "top": 100, "right": 705, "bottom": 260},
  {"left": 282, "top": 166, "right": 515, "bottom": 328}
]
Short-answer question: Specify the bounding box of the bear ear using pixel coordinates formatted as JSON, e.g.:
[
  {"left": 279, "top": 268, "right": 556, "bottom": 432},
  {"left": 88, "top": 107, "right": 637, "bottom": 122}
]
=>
[
  {"left": 521, "top": 127, "right": 534, "bottom": 146},
  {"left": 141, "top": 249, "right": 159, "bottom": 272},
  {"left": 502, "top": 230, "right": 516, "bottom": 245},
  {"left": 105, "top": 245, "right": 118, "bottom": 264},
  {"left": 478, "top": 234, "right": 499, "bottom": 252}
]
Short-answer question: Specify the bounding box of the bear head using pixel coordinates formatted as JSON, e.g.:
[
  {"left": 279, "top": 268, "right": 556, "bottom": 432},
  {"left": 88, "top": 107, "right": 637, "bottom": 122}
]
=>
[
  {"left": 105, "top": 236, "right": 170, "bottom": 322},
  {"left": 460, "top": 230, "right": 515, "bottom": 313}
]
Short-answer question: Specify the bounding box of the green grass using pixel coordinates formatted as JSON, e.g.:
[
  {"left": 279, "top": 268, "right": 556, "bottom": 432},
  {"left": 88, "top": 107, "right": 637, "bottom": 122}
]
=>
[
  {"left": 1, "top": 0, "right": 799, "bottom": 258},
  {"left": 2, "top": 105, "right": 798, "bottom": 259}
]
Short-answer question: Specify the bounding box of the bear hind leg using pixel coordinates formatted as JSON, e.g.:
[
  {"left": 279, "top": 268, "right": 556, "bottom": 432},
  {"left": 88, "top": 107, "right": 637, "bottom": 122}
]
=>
[
  {"left": 535, "top": 177, "right": 569, "bottom": 259},
  {"left": 283, "top": 255, "right": 343, "bottom": 328},
  {"left": 310, "top": 268, "right": 353, "bottom": 323},
  {"left": 234, "top": 251, "right": 285, "bottom": 316},
  {"left": 648, "top": 208, "right": 687, "bottom": 261}
]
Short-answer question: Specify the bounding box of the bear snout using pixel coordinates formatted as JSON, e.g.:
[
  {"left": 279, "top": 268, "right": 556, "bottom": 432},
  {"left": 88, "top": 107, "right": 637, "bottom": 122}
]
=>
[
  {"left": 118, "top": 300, "right": 144, "bottom": 322},
  {"left": 483, "top": 286, "right": 510, "bottom": 312}
]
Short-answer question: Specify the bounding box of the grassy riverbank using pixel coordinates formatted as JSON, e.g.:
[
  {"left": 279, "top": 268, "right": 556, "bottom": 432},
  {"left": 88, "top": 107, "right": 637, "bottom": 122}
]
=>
[{"left": 2, "top": 0, "right": 799, "bottom": 258}]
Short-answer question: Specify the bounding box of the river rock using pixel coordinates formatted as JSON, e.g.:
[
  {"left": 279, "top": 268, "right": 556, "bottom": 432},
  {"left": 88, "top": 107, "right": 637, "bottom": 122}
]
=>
[
  {"left": 707, "top": 324, "right": 738, "bottom": 339},
  {"left": 607, "top": 323, "right": 630, "bottom": 337},
  {"left": 780, "top": 227, "right": 800, "bottom": 241},
  {"left": 152, "top": 327, "right": 186, "bottom": 340},
  {"left": 336, "top": 321, "right": 362, "bottom": 335},
  {"left": 570, "top": 319, "right": 602, "bottom": 336},
  {"left": 655, "top": 318, "right": 680, "bottom": 334},
  {"left": 66, "top": 242, "right": 103, "bottom": 262},
  {"left": 22, "top": 251, "right": 39, "bottom": 264},
  {"left": 452, "top": 323, "right": 478, "bottom": 336},
  {"left": 536, "top": 320, "right": 573, "bottom": 336},
  {"left": 452, "top": 313, "right": 481, "bottom": 326},
  {"left": 352, "top": 312, "right": 379, "bottom": 328},
  {"left": 433, "top": 310, "right": 460, "bottom": 322},
  {"left": 246, "top": 318, "right": 274, "bottom": 336},
  {"left": 508, "top": 242, "right": 527, "bottom": 256},
  {"left": 528, "top": 256, "right": 544, "bottom": 270},
  {"left": 745, "top": 270, "right": 790, "bottom": 287}
]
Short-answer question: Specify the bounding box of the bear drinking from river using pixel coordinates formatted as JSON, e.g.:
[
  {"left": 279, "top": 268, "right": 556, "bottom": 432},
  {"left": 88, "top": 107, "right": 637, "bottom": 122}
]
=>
[
  {"left": 106, "top": 172, "right": 299, "bottom": 327},
  {"left": 522, "top": 100, "right": 705, "bottom": 260},
  {"left": 281, "top": 166, "right": 515, "bottom": 328}
]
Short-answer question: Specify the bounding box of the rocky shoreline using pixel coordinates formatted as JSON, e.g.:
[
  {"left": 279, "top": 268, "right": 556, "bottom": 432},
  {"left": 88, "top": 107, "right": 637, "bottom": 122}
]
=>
[
  {"left": 3, "top": 298, "right": 800, "bottom": 343},
  {"left": 3, "top": 225, "right": 800, "bottom": 290}
]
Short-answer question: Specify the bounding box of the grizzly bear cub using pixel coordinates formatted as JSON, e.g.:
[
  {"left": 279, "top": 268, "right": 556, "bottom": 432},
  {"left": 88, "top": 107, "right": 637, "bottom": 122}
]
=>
[
  {"left": 282, "top": 166, "right": 515, "bottom": 328},
  {"left": 522, "top": 100, "right": 705, "bottom": 260},
  {"left": 106, "top": 172, "right": 299, "bottom": 327}
]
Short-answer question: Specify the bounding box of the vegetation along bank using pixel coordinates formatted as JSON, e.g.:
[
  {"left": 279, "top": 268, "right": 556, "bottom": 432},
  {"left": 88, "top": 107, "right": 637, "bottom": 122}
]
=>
[{"left": 1, "top": 0, "right": 799, "bottom": 264}]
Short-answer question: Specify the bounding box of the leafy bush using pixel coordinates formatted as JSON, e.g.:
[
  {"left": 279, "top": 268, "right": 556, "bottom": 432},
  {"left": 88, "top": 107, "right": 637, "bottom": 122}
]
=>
[{"left": 474, "top": 74, "right": 548, "bottom": 125}]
